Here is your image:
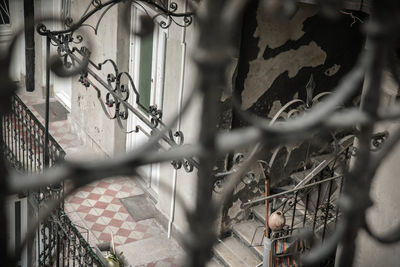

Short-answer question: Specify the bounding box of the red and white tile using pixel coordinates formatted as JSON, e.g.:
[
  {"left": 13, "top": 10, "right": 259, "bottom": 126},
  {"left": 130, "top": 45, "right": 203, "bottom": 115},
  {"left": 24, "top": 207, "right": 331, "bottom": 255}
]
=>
[{"left": 65, "top": 177, "right": 163, "bottom": 246}]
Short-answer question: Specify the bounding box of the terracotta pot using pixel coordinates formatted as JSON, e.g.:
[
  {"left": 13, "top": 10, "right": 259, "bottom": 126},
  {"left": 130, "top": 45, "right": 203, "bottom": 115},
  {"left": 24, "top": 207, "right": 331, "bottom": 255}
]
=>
[{"left": 268, "top": 211, "right": 286, "bottom": 231}]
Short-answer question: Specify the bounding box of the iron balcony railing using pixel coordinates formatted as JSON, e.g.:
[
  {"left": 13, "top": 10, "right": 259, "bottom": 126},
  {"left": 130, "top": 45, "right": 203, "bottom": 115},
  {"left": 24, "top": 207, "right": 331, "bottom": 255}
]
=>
[
  {"left": 39, "top": 208, "right": 105, "bottom": 267},
  {"left": 1, "top": 94, "right": 65, "bottom": 172},
  {"left": 1, "top": 94, "right": 104, "bottom": 267}
]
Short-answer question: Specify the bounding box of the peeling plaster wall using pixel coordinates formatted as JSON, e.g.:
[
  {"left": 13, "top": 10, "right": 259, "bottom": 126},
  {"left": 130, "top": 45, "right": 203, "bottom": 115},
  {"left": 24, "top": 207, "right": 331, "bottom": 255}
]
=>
[
  {"left": 220, "top": 2, "right": 366, "bottom": 232},
  {"left": 236, "top": 3, "right": 365, "bottom": 124},
  {"left": 242, "top": 41, "right": 326, "bottom": 109}
]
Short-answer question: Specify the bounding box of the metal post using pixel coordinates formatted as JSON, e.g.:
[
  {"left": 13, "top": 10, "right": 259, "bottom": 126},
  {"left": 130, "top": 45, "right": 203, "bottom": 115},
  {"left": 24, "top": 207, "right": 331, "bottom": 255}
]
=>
[
  {"left": 264, "top": 173, "right": 271, "bottom": 267},
  {"left": 44, "top": 36, "right": 50, "bottom": 168},
  {"left": 24, "top": 0, "right": 35, "bottom": 92},
  {"left": 264, "top": 238, "right": 272, "bottom": 267}
]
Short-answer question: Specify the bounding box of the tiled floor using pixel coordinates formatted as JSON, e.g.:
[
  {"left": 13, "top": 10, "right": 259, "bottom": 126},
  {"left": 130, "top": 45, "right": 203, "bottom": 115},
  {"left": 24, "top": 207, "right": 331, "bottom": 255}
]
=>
[
  {"left": 65, "top": 177, "right": 164, "bottom": 247},
  {"left": 18, "top": 91, "right": 184, "bottom": 266},
  {"left": 18, "top": 93, "right": 82, "bottom": 150}
]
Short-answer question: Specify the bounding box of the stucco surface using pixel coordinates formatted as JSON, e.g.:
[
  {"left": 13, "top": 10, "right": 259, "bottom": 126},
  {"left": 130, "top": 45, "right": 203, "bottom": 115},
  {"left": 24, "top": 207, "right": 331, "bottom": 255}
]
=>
[
  {"left": 242, "top": 41, "right": 326, "bottom": 109},
  {"left": 254, "top": 4, "right": 317, "bottom": 55}
]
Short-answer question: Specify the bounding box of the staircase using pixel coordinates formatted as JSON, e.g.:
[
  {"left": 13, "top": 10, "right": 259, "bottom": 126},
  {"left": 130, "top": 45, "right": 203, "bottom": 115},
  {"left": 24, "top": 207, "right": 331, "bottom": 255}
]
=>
[
  {"left": 211, "top": 179, "right": 342, "bottom": 267},
  {"left": 214, "top": 209, "right": 265, "bottom": 266},
  {"left": 210, "top": 136, "right": 353, "bottom": 267},
  {"left": 208, "top": 83, "right": 354, "bottom": 266},
  {"left": 210, "top": 204, "right": 266, "bottom": 266}
]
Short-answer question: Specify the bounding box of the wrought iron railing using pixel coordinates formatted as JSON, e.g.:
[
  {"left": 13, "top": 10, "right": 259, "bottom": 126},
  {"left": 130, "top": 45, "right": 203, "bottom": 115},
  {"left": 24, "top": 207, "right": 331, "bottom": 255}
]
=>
[
  {"left": 39, "top": 208, "right": 105, "bottom": 267},
  {"left": 269, "top": 175, "right": 344, "bottom": 267},
  {"left": 36, "top": 186, "right": 105, "bottom": 267},
  {"left": 1, "top": 94, "right": 104, "bottom": 266},
  {"left": 1, "top": 94, "right": 65, "bottom": 172},
  {"left": 271, "top": 175, "right": 344, "bottom": 238}
]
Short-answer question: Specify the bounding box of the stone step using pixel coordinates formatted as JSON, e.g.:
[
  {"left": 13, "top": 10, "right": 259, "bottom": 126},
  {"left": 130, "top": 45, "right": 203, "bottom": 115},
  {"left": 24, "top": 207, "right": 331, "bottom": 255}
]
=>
[
  {"left": 290, "top": 153, "right": 337, "bottom": 186},
  {"left": 214, "top": 236, "right": 261, "bottom": 267},
  {"left": 281, "top": 206, "right": 308, "bottom": 230},
  {"left": 207, "top": 257, "right": 225, "bottom": 267},
  {"left": 270, "top": 185, "right": 295, "bottom": 195},
  {"left": 290, "top": 169, "right": 312, "bottom": 183},
  {"left": 252, "top": 204, "right": 266, "bottom": 224},
  {"left": 232, "top": 220, "right": 265, "bottom": 258},
  {"left": 310, "top": 153, "right": 334, "bottom": 165}
]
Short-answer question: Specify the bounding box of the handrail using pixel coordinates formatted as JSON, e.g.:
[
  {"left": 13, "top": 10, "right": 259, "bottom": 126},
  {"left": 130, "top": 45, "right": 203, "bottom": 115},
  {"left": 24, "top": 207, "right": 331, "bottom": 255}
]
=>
[
  {"left": 39, "top": 26, "right": 199, "bottom": 173},
  {"left": 242, "top": 175, "right": 343, "bottom": 207},
  {"left": 77, "top": 38, "right": 199, "bottom": 171},
  {"left": 243, "top": 135, "right": 353, "bottom": 207}
]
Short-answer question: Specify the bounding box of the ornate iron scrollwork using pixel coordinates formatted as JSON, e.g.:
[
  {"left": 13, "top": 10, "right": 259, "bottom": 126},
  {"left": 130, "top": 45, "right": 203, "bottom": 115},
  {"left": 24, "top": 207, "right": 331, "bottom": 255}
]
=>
[
  {"left": 39, "top": 0, "right": 194, "bottom": 37},
  {"left": 36, "top": 0, "right": 197, "bottom": 172}
]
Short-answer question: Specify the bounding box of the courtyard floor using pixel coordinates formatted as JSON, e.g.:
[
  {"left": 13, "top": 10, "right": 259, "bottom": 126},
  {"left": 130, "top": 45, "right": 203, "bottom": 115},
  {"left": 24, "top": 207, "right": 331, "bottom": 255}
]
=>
[{"left": 19, "top": 91, "right": 184, "bottom": 267}]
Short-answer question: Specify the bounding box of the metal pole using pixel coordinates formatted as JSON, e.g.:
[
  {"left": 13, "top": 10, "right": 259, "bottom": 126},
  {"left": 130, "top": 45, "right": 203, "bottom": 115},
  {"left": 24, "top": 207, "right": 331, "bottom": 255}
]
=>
[
  {"left": 44, "top": 36, "right": 50, "bottom": 168},
  {"left": 264, "top": 173, "right": 271, "bottom": 267},
  {"left": 24, "top": 0, "right": 35, "bottom": 92},
  {"left": 265, "top": 175, "right": 270, "bottom": 239}
]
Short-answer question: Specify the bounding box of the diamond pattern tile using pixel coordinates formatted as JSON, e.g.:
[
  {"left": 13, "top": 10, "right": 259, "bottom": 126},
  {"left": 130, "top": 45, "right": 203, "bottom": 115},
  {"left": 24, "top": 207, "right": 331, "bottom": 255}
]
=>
[{"left": 64, "top": 176, "right": 154, "bottom": 246}]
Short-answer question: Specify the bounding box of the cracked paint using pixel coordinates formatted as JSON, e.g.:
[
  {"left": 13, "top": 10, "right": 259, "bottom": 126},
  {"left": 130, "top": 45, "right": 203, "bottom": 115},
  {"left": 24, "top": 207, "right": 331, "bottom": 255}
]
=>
[
  {"left": 268, "top": 100, "right": 283, "bottom": 118},
  {"left": 324, "top": 64, "right": 341, "bottom": 76},
  {"left": 254, "top": 4, "right": 318, "bottom": 57},
  {"left": 241, "top": 41, "right": 327, "bottom": 110},
  {"left": 227, "top": 198, "right": 243, "bottom": 219}
]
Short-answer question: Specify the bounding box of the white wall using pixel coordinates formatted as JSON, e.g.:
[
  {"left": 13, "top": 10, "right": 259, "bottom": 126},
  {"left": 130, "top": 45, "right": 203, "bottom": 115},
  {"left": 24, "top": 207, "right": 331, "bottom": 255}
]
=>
[
  {"left": 68, "top": 0, "right": 123, "bottom": 156},
  {"left": 354, "top": 71, "right": 400, "bottom": 267}
]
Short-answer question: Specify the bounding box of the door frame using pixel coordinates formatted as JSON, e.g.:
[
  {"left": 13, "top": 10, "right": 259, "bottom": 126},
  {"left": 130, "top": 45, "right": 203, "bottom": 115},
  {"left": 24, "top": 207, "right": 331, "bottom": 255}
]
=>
[
  {"left": 6, "top": 195, "right": 28, "bottom": 267},
  {"left": 126, "top": 3, "right": 167, "bottom": 199}
]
